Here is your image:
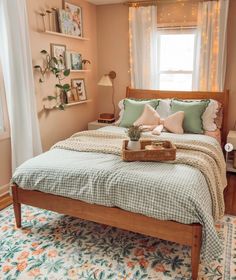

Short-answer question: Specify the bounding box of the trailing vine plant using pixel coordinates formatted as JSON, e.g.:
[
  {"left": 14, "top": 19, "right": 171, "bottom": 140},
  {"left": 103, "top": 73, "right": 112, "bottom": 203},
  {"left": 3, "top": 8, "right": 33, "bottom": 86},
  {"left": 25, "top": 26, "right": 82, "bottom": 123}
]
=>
[{"left": 34, "top": 50, "right": 71, "bottom": 110}]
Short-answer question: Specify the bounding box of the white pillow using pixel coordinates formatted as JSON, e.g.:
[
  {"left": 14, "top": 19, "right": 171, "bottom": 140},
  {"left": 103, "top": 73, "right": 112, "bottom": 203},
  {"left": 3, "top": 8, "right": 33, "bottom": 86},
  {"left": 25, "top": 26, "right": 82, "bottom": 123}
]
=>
[
  {"left": 202, "top": 100, "right": 219, "bottom": 131},
  {"left": 156, "top": 99, "right": 171, "bottom": 119}
]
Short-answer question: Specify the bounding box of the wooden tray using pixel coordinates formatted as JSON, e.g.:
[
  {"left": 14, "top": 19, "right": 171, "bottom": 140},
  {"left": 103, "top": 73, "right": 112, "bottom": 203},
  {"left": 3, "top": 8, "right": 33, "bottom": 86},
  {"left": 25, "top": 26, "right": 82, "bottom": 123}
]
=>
[{"left": 122, "top": 140, "right": 176, "bottom": 162}]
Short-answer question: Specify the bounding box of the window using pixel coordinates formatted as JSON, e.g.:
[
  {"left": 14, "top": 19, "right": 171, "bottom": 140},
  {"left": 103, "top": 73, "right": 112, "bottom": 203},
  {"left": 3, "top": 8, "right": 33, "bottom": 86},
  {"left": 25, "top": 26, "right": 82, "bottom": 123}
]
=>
[
  {"left": 157, "top": 29, "right": 197, "bottom": 91},
  {"left": 0, "top": 61, "right": 9, "bottom": 140}
]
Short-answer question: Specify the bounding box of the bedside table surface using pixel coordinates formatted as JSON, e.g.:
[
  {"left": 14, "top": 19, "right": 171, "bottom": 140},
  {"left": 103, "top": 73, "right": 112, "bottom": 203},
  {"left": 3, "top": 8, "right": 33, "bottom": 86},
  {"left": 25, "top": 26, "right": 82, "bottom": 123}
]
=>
[{"left": 88, "top": 120, "right": 116, "bottom": 130}]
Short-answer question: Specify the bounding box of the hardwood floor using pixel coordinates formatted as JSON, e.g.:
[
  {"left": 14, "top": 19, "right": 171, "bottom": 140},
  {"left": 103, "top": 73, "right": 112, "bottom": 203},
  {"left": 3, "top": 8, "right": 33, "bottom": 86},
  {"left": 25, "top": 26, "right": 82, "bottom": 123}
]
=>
[{"left": 0, "top": 193, "right": 12, "bottom": 210}]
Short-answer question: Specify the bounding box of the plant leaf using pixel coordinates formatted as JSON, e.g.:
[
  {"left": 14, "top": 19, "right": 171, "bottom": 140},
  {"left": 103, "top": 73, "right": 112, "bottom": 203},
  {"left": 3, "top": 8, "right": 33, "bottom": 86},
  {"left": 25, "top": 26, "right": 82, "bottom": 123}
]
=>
[
  {"left": 63, "top": 69, "right": 70, "bottom": 77},
  {"left": 55, "top": 84, "right": 63, "bottom": 89},
  {"left": 47, "top": 95, "right": 57, "bottom": 101},
  {"left": 62, "top": 84, "right": 70, "bottom": 91},
  {"left": 40, "top": 50, "right": 48, "bottom": 54},
  {"left": 58, "top": 104, "right": 65, "bottom": 110},
  {"left": 39, "top": 78, "right": 44, "bottom": 83},
  {"left": 34, "top": 65, "right": 41, "bottom": 69},
  {"left": 52, "top": 57, "right": 58, "bottom": 65}
]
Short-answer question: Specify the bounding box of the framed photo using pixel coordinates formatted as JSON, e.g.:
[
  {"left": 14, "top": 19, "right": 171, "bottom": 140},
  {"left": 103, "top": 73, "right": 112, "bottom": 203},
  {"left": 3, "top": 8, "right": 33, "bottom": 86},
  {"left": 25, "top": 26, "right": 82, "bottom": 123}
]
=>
[
  {"left": 70, "top": 52, "right": 82, "bottom": 70},
  {"left": 50, "top": 43, "right": 66, "bottom": 70},
  {"left": 71, "top": 78, "right": 87, "bottom": 101},
  {"left": 64, "top": 2, "right": 83, "bottom": 37},
  {"left": 58, "top": 9, "right": 74, "bottom": 36}
]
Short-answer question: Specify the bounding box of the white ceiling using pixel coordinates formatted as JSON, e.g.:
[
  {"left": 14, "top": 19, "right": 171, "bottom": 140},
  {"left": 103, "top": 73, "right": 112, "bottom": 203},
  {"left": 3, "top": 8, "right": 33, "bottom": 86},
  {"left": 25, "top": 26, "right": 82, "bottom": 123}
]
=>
[{"left": 87, "top": 0, "right": 126, "bottom": 5}]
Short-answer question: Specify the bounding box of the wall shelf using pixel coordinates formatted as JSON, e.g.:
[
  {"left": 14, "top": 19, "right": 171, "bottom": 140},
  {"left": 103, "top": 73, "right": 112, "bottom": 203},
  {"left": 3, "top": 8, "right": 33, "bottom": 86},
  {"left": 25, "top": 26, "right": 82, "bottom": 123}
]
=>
[
  {"left": 44, "top": 30, "right": 90, "bottom": 41},
  {"left": 44, "top": 99, "right": 92, "bottom": 110},
  {"left": 70, "top": 70, "right": 91, "bottom": 73}
]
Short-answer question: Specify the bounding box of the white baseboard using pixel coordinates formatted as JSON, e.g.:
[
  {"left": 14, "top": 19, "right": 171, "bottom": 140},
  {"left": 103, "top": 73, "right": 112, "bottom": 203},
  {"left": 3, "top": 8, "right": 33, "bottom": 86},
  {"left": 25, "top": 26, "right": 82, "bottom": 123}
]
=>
[{"left": 0, "top": 183, "right": 10, "bottom": 197}]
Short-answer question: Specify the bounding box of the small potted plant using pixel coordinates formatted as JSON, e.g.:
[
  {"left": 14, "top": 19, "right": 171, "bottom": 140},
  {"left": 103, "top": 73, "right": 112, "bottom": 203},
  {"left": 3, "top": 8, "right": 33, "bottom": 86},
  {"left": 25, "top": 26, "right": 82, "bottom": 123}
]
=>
[
  {"left": 82, "top": 59, "right": 91, "bottom": 70},
  {"left": 127, "top": 125, "right": 142, "bottom": 150}
]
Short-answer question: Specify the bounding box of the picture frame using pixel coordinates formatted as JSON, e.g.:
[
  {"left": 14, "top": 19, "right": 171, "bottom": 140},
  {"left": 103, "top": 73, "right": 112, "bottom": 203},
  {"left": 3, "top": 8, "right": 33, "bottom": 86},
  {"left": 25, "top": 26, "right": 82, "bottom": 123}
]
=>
[
  {"left": 58, "top": 9, "right": 74, "bottom": 36},
  {"left": 71, "top": 78, "right": 87, "bottom": 101},
  {"left": 71, "top": 52, "right": 82, "bottom": 70},
  {"left": 50, "top": 43, "right": 66, "bottom": 70},
  {"left": 63, "top": 2, "right": 83, "bottom": 37}
]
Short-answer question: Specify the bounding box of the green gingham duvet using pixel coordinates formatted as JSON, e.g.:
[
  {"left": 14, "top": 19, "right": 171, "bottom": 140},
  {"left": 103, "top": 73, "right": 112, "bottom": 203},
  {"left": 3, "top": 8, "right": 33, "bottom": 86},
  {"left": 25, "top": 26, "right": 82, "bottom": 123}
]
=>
[{"left": 12, "top": 126, "right": 225, "bottom": 261}]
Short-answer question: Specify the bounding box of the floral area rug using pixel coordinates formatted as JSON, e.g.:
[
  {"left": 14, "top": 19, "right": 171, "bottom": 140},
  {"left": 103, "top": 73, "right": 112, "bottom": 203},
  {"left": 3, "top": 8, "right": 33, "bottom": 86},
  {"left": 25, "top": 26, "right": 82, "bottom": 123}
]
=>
[{"left": 0, "top": 205, "right": 235, "bottom": 280}]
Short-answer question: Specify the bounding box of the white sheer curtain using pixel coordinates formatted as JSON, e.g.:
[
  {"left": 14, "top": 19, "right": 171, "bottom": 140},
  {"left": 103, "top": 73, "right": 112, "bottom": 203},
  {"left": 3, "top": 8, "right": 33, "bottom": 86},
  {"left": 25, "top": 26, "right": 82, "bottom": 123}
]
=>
[
  {"left": 0, "top": 0, "right": 42, "bottom": 172},
  {"left": 196, "top": 0, "right": 229, "bottom": 91},
  {"left": 129, "top": 6, "right": 158, "bottom": 89}
]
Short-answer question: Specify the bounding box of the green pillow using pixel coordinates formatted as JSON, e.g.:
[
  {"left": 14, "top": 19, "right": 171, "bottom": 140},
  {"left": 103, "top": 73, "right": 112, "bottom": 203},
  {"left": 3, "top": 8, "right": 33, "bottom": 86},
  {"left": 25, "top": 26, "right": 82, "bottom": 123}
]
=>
[
  {"left": 119, "top": 99, "right": 159, "bottom": 128},
  {"left": 171, "top": 99, "right": 209, "bottom": 134}
]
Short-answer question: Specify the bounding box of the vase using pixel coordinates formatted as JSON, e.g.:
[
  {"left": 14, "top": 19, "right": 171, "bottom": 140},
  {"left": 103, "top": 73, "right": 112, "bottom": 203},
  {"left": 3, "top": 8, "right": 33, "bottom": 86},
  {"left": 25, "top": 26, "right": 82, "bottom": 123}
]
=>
[
  {"left": 60, "top": 91, "right": 68, "bottom": 104},
  {"left": 127, "top": 140, "right": 141, "bottom": 150}
]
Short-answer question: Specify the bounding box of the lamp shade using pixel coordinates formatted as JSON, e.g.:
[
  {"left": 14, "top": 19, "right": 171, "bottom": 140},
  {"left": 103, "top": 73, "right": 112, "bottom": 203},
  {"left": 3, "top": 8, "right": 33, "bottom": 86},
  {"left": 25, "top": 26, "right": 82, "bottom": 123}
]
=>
[{"left": 98, "top": 75, "right": 112, "bottom": 87}]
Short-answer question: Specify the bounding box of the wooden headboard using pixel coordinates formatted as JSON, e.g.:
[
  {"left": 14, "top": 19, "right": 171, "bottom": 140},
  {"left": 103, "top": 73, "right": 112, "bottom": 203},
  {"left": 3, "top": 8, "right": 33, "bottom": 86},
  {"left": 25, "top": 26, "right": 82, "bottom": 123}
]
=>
[{"left": 126, "top": 87, "right": 229, "bottom": 144}]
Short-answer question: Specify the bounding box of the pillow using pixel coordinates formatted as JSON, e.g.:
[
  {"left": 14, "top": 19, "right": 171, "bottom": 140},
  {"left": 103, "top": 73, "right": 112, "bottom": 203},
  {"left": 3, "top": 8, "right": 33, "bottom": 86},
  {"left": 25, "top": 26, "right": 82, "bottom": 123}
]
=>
[
  {"left": 119, "top": 99, "right": 159, "bottom": 127},
  {"left": 202, "top": 100, "right": 220, "bottom": 131},
  {"left": 116, "top": 98, "right": 172, "bottom": 126},
  {"left": 134, "top": 104, "right": 160, "bottom": 126},
  {"left": 156, "top": 99, "right": 172, "bottom": 119},
  {"left": 134, "top": 104, "right": 184, "bottom": 134},
  {"left": 171, "top": 99, "right": 209, "bottom": 134}
]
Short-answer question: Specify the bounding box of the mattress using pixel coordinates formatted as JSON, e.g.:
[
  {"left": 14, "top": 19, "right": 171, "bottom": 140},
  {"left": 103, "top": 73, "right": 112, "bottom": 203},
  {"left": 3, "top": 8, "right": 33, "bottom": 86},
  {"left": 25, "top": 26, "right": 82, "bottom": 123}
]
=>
[{"left": 12, "top": 126, "right": 225, "bottom": 261}]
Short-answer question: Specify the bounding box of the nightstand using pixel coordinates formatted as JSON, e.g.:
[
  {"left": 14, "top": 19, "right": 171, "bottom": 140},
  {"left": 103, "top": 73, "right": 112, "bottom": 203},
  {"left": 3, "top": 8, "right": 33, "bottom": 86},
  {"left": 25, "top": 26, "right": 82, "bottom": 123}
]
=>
[
  {"left": 224, "top": 160, "right": 236, "bottom": 215},
  {"left": 88, "top": 120, "right": 116, "bottom": 130}
]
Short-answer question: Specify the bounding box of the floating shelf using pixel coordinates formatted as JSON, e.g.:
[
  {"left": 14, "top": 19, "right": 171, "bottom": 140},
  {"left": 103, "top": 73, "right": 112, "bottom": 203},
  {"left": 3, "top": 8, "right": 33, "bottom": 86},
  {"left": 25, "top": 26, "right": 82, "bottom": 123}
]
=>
[
  {"left": 44, "top": 99, "right": 92, "bottom": 110},
  {"left": 44, "top": 30, "right": 90, "bottom": 41},
  {"left": 70, "top": 70, "right": 91, "bottom": 73}
]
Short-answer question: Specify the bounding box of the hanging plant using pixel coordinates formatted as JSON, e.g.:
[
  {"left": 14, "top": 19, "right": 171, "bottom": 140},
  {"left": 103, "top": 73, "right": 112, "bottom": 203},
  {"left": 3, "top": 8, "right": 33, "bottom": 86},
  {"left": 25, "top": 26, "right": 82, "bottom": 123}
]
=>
[{"left": 34, "top": 49, "right": 71, "bottom": 110}]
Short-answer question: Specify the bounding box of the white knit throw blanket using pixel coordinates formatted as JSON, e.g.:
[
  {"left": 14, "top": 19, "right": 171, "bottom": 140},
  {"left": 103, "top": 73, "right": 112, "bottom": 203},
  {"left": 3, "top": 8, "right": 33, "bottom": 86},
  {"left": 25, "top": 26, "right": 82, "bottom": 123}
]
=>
[{"left": 52, "top": 130, "right": 227, "bottom": 220}]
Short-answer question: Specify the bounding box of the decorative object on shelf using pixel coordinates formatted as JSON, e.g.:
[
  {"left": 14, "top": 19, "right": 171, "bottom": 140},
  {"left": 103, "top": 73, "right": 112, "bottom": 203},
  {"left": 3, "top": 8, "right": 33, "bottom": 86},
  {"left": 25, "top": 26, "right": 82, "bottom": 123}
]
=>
[
  {"left": 70, "top": 52, "right": 82, "bottom": 70},
  {"left": 50, "top": 43, "right": 66, "bottom": 70},
  {"left": 82, "top": 59, "right": 91, "bottom": 70},
  {"left": 46, "top": 9, "right": 53, "bottom": 31},
  {"left": 64, "top": 2, "right": 83, "bottom": 37},
  {"left": 58, "top": 9, "right": 75, "bottom": 35},
  {"left": 51, "top": 8, "right": 59, "bottom": 32},
  {"left": 71, "top": 78, "right": 87, "bottom": 101},
  {"left": 34, "top": 49, "right": 71, "bottom": 110},
  {"left": 39, "top": 11, "right": 47, "bottom": 31},
  {"left": 98, "top": 71, "right": 116, "bottom": 121},
  {"left": 126, "top": 125, "right": 142, "bottom": 150}
]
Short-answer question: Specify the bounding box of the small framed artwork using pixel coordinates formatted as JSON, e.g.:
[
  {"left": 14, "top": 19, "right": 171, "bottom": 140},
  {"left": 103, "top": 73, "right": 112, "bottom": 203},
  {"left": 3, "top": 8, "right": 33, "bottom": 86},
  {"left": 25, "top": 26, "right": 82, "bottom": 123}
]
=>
[
  {"left": 70, "top": 52, "right": 82, "bottom": 70},
  {"left": 58, "top": 9, "right": 74, "bottom": 35},
  {"left": 50, "top": 43, "right": 66, "bottom": 70},
  {"left": 71, "top": 78, "right": 87, "bottom": 101},
  {"left": 64, "top": 2, "right": 83, "bottom": 37}
]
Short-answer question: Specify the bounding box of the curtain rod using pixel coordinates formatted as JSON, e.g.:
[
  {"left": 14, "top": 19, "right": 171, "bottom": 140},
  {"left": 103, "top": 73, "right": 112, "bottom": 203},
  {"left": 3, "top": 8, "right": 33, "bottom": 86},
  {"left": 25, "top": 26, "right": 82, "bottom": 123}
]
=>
[{"left": 124, "top": 0, "right": 214, "bottom": 7}]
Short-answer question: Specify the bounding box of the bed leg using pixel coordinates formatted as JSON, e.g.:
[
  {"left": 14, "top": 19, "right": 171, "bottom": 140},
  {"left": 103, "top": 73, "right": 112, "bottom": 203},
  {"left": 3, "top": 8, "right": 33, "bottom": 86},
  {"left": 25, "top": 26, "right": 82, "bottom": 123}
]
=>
[
  {"left": 191, "top": 224, "right": 202, "bottom": 280},
  {"left": 12, "top": 185, "right": 22, "bottom": 228}
]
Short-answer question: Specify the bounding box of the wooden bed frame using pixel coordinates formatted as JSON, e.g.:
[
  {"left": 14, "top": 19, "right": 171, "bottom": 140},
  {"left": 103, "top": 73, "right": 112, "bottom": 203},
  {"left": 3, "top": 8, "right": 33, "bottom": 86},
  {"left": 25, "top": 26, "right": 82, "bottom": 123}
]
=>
[{"left": 12, "top": 87, "right": 229, "bottom": 280}]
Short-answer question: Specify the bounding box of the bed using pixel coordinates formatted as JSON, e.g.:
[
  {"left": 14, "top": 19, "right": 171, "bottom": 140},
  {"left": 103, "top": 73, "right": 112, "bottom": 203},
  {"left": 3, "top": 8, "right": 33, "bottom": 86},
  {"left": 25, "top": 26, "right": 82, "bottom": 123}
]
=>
[{"left": 11, "top": 87, "right": 229, "bottom": 280}]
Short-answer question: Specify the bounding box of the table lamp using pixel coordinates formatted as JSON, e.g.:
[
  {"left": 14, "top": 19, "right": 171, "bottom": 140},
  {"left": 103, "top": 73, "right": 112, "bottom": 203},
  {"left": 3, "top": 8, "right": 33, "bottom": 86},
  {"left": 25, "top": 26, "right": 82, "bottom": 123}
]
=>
[{"left": 98, "top": 71, "right": 116, "bottom": 123}]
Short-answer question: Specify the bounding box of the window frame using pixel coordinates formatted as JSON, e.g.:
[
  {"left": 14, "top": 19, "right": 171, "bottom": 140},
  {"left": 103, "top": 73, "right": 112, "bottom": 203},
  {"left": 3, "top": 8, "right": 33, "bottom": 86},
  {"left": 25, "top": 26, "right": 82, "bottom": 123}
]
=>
[
  {"left": 156, "top": 27, "right": 198, "bottom": 91},
  {"left": 0, "top": 64, "right": 10, "bottom": 141}
]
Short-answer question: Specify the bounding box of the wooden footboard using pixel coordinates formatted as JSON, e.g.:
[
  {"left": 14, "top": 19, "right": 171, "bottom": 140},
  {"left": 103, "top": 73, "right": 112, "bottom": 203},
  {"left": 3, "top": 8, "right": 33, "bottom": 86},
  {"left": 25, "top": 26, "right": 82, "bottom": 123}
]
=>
[{"left": 11, "top": 184, "right": 202, "bottom": 280}]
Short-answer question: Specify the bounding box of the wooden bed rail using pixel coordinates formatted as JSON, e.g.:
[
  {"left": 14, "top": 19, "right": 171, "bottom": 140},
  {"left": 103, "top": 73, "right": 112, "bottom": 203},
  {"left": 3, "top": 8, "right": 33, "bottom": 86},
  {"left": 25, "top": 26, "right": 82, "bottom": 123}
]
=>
[{"left": 11, "top": 184, "right": 202, "bottom": 280}]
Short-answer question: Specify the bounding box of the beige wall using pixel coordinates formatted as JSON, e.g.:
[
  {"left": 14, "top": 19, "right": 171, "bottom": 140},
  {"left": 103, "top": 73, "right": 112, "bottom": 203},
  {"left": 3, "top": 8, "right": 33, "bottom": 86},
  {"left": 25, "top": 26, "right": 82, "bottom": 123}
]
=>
[
  {"left": 28, "top": 0, "right": 99, "bottom": 151},
  {"left": 97, "top": 4, "right": 130, "bottom": 118},
  {"left": 225, "top": 0, "right": 236, "bottom": 130},
  {"left": 0, "top": 0, "right": 98, "bottom": 190},
  {"left": 97, "top": 2, "right": 236, "bottom": 130}
]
